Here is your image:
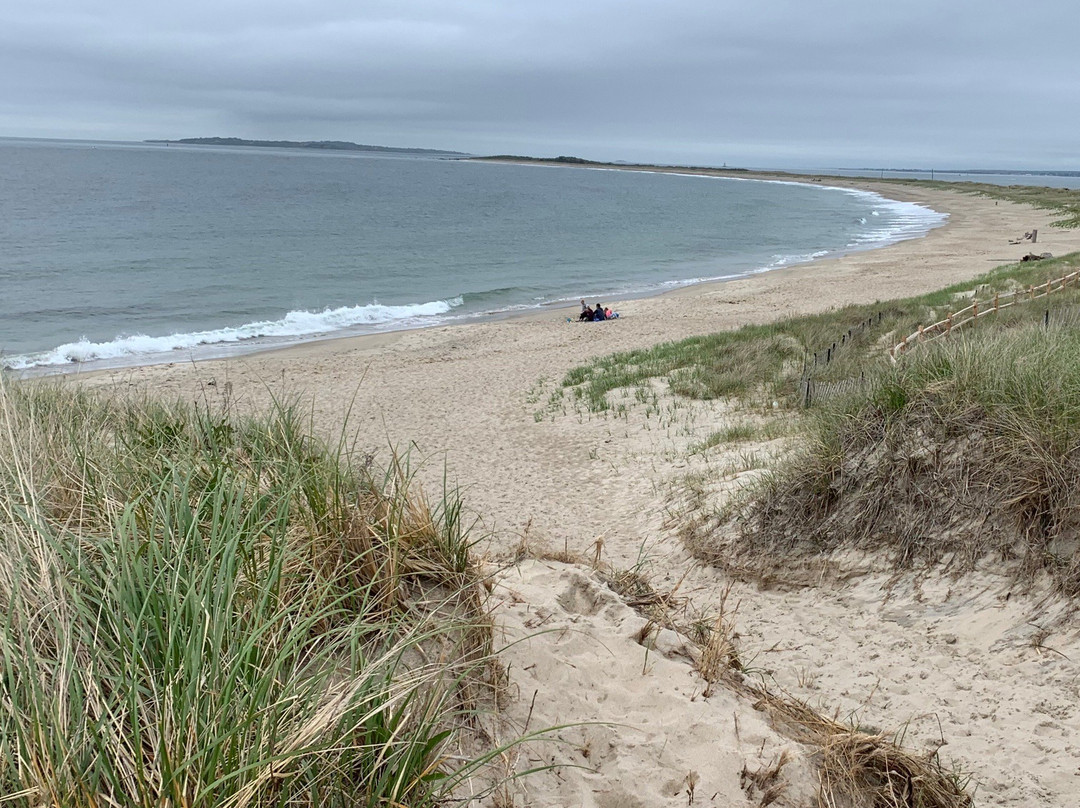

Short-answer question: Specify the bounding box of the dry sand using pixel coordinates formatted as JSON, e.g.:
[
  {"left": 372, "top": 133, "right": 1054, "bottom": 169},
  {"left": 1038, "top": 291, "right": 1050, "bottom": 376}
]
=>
[{"left": 74, "top": 177, "right": 1080, "bottom": 806}]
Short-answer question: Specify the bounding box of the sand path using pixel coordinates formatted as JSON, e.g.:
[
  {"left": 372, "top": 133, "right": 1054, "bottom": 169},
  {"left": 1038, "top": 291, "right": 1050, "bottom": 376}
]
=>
[{"left": 74, "top": 178, "right": 1080, "bottom": 805}]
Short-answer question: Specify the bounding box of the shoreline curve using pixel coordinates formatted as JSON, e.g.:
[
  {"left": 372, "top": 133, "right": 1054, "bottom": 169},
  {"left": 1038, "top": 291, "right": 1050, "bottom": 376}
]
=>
[{"left": 10, "top": 165, "right": 944, "bottom": 376}]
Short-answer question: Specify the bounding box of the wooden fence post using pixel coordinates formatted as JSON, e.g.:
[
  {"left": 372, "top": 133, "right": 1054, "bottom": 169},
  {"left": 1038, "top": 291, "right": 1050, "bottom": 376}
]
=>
[{"left": 883, "top": 271, "right": 1075, "bottom": 362}]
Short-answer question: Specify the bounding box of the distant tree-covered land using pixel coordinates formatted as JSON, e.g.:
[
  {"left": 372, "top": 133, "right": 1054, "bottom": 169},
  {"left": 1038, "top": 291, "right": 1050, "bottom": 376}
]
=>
[{"left": 145, "top": 137, "right": 468, "bottom": 156}]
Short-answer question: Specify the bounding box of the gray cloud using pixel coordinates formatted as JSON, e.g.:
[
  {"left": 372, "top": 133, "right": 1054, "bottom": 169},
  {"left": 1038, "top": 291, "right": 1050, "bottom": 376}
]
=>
[{"left": 1, "top": 0, "right": 1077, "bottom": 168}]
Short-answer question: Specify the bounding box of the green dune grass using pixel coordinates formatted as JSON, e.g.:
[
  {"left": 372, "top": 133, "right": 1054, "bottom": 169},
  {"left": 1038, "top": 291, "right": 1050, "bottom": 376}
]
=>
[{"left": 0, "top": 381, "right": 507, "bottom": 807}]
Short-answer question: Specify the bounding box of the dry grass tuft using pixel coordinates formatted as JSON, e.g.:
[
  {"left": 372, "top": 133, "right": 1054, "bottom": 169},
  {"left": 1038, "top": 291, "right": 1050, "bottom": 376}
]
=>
[
  {"left": 598, "top": 557, "right": 689, "bottom": 637},
  {"left": 695, "top": 582, "right": 743, "bottom": 691},
  {"left": 691, "top": 325, "right": 1080, "bottom": 595},
  {"left": 511, "top": 526, "right": 586, "bottom": 565},
  {"left": 747, "top": 692, "right": 972, "bottom": 808},
  {"left": 512, "top": 533, "right": 688, "bottom": 629},
  {"left": 597, "top": 553, "right": 973, "bottom": 808},
  {"left": 741, "top": 749, "right": 790, "bottom": 806}
]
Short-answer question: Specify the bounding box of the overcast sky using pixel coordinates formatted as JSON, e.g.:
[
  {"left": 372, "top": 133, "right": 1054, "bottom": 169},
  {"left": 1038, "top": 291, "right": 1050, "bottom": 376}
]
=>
[{"left": 2, "top": 0, "right": 1077, "bottom": 169}]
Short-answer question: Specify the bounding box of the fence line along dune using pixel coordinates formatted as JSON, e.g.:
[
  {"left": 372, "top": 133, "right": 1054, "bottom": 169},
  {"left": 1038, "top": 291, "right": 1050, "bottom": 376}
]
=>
[{"left": 891, "top": 267, "right": 1080, "bottom": 359}]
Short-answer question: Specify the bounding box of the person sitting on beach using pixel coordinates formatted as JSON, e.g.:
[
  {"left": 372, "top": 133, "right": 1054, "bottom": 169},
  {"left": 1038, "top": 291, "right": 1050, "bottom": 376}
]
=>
[
  {"left": 578, "top": 300, "right": 593, "bottom": 321},
  {"left": 605, "top": 307, "right": 614, "bottom": 319},
  {"left": 593, "top": 304, "right": 606, "bottom": 321}
]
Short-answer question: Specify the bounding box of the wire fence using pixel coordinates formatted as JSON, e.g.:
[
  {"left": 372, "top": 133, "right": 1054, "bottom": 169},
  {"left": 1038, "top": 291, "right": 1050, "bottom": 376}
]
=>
[
  {"left": 798, "top": 312, "right": 885, "bottom": 408},
  {"left": 799, "top": 374, "right": 869, "bottom": 408},
  {"left": 807, "top": 312, "right": 885, "bottom": 371}
]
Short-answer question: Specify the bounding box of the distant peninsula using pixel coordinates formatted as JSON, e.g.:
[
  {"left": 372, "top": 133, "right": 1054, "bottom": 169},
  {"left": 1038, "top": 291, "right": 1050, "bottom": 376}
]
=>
[
  {"left": 145, "top": 137, "right": 468, "bottom": 156},
  {"left": 470, "top": 154, "right": 749, "bottom": 172}
]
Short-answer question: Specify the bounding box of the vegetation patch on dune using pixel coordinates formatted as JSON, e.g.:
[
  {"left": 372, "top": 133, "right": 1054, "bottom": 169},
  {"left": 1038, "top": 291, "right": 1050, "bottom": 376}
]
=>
[
  {"left": 0, "top": 381, "right": 507, "bottom": 807},
  {"left": 558, "top": 250, "right": 1080, "bottom": 596},
  {"left": 560, "top": 254, "right": 1080, "bottom": 414},
  {"left": 687, "top": 323, "right": 1080, "bottom": 592}
]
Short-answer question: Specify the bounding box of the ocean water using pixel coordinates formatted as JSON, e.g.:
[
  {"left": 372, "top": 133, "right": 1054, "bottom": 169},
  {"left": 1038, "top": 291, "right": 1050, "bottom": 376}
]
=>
[{"left": 0, "top": 139, "right": 946, "bottom": 373}]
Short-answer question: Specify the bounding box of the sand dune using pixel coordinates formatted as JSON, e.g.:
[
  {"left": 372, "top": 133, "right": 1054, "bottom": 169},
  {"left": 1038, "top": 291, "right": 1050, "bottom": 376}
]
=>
[{"left": 76, "top": 178, "right": 1080, "bottom": 806}]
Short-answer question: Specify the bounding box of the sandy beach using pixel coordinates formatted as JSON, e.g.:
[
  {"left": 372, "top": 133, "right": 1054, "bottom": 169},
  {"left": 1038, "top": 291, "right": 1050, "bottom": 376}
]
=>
[{"left": 73, "top": 176, "right": 1080, "bottom": 806}]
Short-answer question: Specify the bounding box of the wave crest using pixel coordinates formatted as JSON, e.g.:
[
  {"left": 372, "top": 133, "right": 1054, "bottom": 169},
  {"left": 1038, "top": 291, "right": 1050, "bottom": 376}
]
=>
[{"left": 4, "top": 297, "right": 464, "bottom": 370}]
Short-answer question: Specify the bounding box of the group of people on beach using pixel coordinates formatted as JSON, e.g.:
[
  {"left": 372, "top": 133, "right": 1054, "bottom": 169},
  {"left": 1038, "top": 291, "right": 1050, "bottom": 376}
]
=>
[{"left": 578, "top": 300, "right": 618, "bottom": 322}]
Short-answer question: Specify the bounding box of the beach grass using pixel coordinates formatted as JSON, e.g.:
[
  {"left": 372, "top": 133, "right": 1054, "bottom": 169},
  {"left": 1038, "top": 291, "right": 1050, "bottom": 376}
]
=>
[
  {"left": 559, "top": 252, "right": 1080, "bottom": 413},
  {"left": 554, "top": 248, "right": 1080, "bottom": 594},
  {"left": 688, "top": 321, "right": 1080, "bottom": 592},
  {"left": 0, "top": 380, "right": 508, "bottom": 807},
  {"left": 688, "top": 418, "right": 795, "bottom": 455}
]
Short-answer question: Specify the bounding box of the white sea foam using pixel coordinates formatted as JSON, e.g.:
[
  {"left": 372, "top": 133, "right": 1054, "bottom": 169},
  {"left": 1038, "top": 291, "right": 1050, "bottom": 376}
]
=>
[
  {"left": 5, "top": 297, "right": 463, "bottom": 371},
  {"left": 594, "top": 166, "right": 947, "bottom": 254},
  {"left": 844, "top": 196, "right": 947, "bottom": 249},
  {"left": 763, "top": 250, "right": 832, "bottom": 270}
]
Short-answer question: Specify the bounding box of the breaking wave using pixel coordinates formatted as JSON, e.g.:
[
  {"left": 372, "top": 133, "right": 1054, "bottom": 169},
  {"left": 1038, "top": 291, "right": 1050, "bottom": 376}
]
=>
[{"left": 4, "top": 297, "right": 464, "bottom": 370}]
